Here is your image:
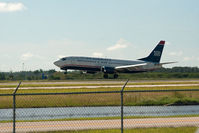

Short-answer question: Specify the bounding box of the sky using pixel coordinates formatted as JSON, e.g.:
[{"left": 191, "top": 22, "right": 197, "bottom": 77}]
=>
[{"left": 0, "top": 0, "right": 199, "bottom": 72}]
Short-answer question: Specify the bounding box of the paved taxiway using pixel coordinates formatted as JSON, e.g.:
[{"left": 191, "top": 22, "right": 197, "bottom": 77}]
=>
[
  {"left": 1, "top": 117, "right": 199, "bottom": 132},
  {"left": 1, "top": 80, "right": 199, "bottom": 90},
  {"left": 0, "top": 80, "right": 199, "bottom": 85},
  {"left": 1, "top": 84, "right": 199, "bottom": 90}
]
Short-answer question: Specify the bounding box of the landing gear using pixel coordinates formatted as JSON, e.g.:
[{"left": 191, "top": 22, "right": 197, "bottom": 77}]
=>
[
  {"left": 113, "top": 74, "right": 118, "bottom": 79},
  {"left": 64, "top": 70, "right": 67, "bottom": 74},
  {"left": 103, "top": 73, "right": 118, "bottom": 79},
  {"left": 103, "top": 73, "right": 108, "bottom": 79}
]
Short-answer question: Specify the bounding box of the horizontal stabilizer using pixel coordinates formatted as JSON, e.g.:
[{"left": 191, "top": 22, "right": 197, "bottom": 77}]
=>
[
  {"left": 160, "top": 62, "right": 177, "bottom": 65},
  {"left": 115, "top": 63, "right": 147, "bottom": 71}
]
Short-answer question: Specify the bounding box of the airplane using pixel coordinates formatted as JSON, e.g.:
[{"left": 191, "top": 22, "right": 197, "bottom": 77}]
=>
[{"left": 54, "top": 40, "right": 175, "bottom": 78}]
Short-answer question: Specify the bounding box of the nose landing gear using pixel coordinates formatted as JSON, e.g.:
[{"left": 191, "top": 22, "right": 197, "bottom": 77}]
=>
[
  {"left": 103, "top": 73, "right": 108, "bottom": 79},
  {"left": 64, "top": 70, "right": 67, "bottom": 74}
]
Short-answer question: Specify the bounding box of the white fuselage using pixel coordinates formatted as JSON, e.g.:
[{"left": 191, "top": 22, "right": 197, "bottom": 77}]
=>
[
  {"left": 54, "top": 56, "right": 161, "bottom": 73},
  {"left": 53, "top": 40, "right": 170, "bottom": 77}
]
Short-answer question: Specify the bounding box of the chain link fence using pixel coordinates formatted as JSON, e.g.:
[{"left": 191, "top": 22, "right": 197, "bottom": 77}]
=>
[{"left": 1, "top": 81, "right": 199, "bottom": 132}]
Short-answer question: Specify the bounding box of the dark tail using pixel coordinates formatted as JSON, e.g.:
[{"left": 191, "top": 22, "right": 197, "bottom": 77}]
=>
[{"left": 138, "top": 40, "right": 165, "bottom": 63}]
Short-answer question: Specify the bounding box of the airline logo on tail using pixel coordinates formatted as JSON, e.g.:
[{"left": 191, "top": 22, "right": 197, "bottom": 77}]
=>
[
  {"left": 138, "top": 40, "right": 165, "bottom": 63},
  {"left": 153, "top": 51, "right": 161, "bottom": 57}
]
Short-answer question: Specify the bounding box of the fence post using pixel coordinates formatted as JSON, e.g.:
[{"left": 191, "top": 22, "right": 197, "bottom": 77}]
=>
[
  {"left": 13, "top": 81, "right": 21, "bottom": 133},
  {"left": 121, "top": 79, "right": 129, "bottom": 133}
]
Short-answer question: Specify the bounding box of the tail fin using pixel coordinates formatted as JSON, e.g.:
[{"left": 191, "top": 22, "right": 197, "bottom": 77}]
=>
[{"left": 138, "top": 40, "right": 165, "bottom": 63}]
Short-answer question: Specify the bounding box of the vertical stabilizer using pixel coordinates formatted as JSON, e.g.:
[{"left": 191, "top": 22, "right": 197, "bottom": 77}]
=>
[{"left": 138, "top": 40, "right": 165, "bottom": 63}]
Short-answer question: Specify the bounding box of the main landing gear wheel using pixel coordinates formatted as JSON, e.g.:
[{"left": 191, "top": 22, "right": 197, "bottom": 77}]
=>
[
  {"left": 103, "top": 74, "right": 108, "bottom": 79},
  {"left": 64, "top": 70, "right": 67, "bottom": 74},
  {"left": 113, "top": 74, "right": 118, "bottom": 79}
]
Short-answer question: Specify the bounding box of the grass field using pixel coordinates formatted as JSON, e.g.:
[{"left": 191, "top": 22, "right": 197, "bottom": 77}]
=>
[
  {"left": 1, "top": 85, "right": 199, "bottom": 94},
  {"left": 1, "top": 87, "right": 199, "bottom": 108},
  {"left": 1, "top": 81, "right": 199, "bottom": 132},
  {"left": 0, "top": 81, "right": 199, "bottom": 88},
  {"left": 39, "top": 127, "right": 197, "bottom": 133},
  {"left": 0, "top": 80, "right": 199, "bottom": 108}
]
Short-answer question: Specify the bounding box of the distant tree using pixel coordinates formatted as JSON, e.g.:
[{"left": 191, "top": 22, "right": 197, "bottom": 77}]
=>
[
  {"left": 8, "top": 72, "right": 14, "bottom": 80},
  {"left": 33, "top": 70, "right": 40, "bottom": 75},
  {"left": 39, "top": 69, "right": 43, "bottom": 73},
  {"left": 0, "top": 73, "right": 6, "bottom": 80},
  {"left": 47, "top": 69, "right": 56, "bottom": 74},
  {"left": 27, "top": 76, "right": 33, "bottom": 80}
]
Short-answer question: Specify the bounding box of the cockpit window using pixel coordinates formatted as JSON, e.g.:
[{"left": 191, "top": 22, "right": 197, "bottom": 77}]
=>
[{"left": 61, "top": 58, "right": 66, "bottom": 61}]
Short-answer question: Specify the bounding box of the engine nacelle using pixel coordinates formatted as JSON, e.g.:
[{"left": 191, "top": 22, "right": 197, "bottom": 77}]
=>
[{"left": 101, "top": 66, "right": 115, "bottom": 74}]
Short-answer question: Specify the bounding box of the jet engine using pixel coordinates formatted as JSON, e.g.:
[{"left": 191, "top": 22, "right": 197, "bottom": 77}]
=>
[{"left": 101, "top": 66, "right": 115, "bottom": 74}]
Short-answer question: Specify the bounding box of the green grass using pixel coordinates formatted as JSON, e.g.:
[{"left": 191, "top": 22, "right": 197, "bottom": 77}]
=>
[
  {"left": 1, "top": 89, "right": 199, "bottom": 108},
  {"left": 36, "top": 127, "right": 197, "bottom": 133},
  {"left": 1, "top": 85, "right": 199, "bottom": 94},
  {"left": 1, "top": 81, "right": 199, "bottom": 108}
]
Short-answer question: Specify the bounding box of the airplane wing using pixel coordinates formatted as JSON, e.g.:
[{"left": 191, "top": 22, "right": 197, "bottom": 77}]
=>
[{"left": 115, "top": 63, "right": 147, "bottom": 72}]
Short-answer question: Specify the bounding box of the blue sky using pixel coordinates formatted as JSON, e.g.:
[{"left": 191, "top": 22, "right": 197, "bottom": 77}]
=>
[{"left": 0, "top": 0, "right": 199, "bottom": 72}]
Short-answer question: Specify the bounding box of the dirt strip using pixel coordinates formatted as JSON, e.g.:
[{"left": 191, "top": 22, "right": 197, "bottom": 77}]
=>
[{"left": 1, "top": 117, "right": 199, "bottom": 132}]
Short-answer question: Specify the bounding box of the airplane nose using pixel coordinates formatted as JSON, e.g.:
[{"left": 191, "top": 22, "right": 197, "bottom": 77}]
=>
[{"left": 54, "top": 61, "right": 60, "bottom": 67}]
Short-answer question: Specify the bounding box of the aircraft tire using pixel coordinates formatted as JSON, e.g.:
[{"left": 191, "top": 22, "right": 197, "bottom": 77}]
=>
[
  {"left": 114, "top": 74, "right": 118, "bottom": 79},
  {"left": 103, "top": 74, "right": 108, "bottom": 79}
]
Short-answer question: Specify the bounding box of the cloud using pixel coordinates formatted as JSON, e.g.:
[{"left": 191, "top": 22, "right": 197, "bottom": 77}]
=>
[
  {"left": 21, "top": 52, "right": 44, "bottom": 61},
  {"left": 165, "top": 41, "right": 171, "bottom": 45},
  {"left": 169, "top": 51, "right": 183, "bottom": 56},
  {"left": 107, "top": 38, "right": 130, "bottom": 51},
  {"left": 92, "top": 52, "right": 103, "bottom": 57},
  {"left": 183, "top": 56, "right": 194, "bottom": 61},
  {"left": 21, "top": 53, "right": 33, "bottom": 60},
  {"left": 0, "top": 2, "right": 26, "bottom": 12},
  {"left": 57, "top": 55, "right": 65, "bottom": 59}
]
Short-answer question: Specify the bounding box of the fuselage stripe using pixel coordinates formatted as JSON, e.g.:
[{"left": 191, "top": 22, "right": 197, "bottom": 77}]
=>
[{"left": 61, "top": 64, "right": 101, "bottom": 69}]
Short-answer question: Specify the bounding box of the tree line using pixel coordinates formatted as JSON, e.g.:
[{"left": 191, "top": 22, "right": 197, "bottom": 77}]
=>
[{"left": 0, "top": 67, "right": 199, "bottom": 80}]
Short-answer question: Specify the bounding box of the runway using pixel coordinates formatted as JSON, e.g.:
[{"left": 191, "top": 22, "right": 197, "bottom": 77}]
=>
[
  {"left": 1, "top": 84, "right": 199, "bottom": 90},
  {"left": 1, "top": 117, "right": 199, "bottom": 132},
  {"left": 0, "top": 79, "right": 199, "bottom": 86}
]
